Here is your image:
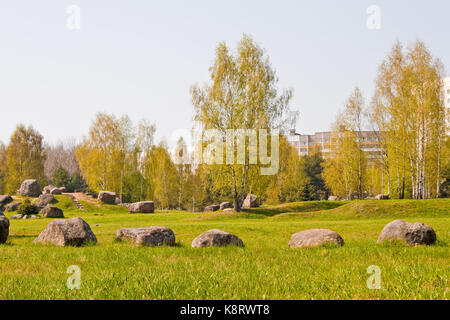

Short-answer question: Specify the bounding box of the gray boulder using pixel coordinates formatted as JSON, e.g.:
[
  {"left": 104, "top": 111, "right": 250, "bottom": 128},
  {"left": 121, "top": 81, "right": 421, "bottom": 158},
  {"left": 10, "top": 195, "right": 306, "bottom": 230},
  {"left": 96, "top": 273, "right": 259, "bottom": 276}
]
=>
[
  {"left": 289, "top": 229, "right": 344, "bottom": 248},
  {"left": 5, "top": 202, "right": 21, "bottom": 212},
  {"left": 41, "top": 205, "right": 64, "bottom": 218},
  {"left": 10, "top": 214, "right": 24, "bottom": 219},
  {"left": 377, "top": 220, "right": 436, "bottom": 245},
  {"left": 328, "top": 196, "right": 339, "bottom": 201},
  {"left": 243, "top": 194, "right": 259, "bottom": 208},
  {"left": 192, "top": 229, "right": 244, "bottom": 248},
  {"left": 98, "top": 191, "right": 116, "bottom": 204},
  {"left": 375, "top": 194, "right": 390, "bottom": 200},
  {"left": 116, "top": 226, "right": 175, "bottom": 246},
  {"left": 128, "top": 201, "right": 154, "bottom": 213},
  {"left": 204, "top": 205, "right": 220, "bottom": 212},
  {"left": 50, "top": 188, "right": 62, "bottom": 195},
  {"left": 0, "top": 216, "right": 9, "bottom": 244},
  {"left": 43, "top": 185, "right": 56, "bottom": 194},
  {"left": 34, "top": 217, "right": 97, "bottom": 247},
  {"left": 36, "top": 194, "right": 55, "bottom": 209},
  {"left": 220, "top": 202, "right": 233, "bottom": 210},
  {"left": 18, "top": 179, "right": 41, "bottom": 197},
  {"left": 0, "top": 195, "right": 13, "bottom": 205}
]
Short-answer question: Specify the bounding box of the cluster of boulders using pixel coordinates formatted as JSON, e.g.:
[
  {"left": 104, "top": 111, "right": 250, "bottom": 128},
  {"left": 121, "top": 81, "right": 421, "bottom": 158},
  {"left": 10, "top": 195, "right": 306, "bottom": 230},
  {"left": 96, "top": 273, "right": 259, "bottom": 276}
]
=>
[
  {"left": 0, "top": 215, "right": 438, "bottom": 248},
  {"left": 43, "top": 185, "right": 67, "bottom": 195},
  {"left": 203, "top": 194, "right": 260, "bottom": 212},
  {"left": 287, "top": 219, "right": 437, "bottom": 248},
  {"left": 116, "top": 227, "right": 244, "bottom": 248},
  {"left": 0, "top": 181, "right": 440, "bottom": 249},
  {"left": 1, "top": 180, "right": 66, "bottom": 220},
  {"left": 97, "top": 190, "right": 156, "bottom": 213}
]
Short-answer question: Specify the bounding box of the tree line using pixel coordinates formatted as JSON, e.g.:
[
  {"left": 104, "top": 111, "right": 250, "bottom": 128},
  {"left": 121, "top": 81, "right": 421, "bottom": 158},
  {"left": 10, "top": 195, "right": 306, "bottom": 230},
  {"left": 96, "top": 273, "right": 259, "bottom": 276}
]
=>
[
  {"left": 323, "top": 40, "right": 448, "bottom": 200},
  {"left": 0, "top": 36, "right": 448, "bottom": 209}
]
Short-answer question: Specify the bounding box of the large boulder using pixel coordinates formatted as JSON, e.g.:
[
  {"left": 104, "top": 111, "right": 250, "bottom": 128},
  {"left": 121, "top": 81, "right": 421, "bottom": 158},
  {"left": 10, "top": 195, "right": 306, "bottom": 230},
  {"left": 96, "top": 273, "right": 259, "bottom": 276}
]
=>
[
  {"left": 219, "top": 202, "right": 233, "bottom": 210},
  {"left": 58, "top": 187, "right": 67, "bottom": 193},
  {"left": 375, "top": 194, "right": 390, "bottom": 200},
  {"left": 289, "top": 229, "right": 344, "bottom": 248},
  {"left": 192, "top": 229, "right": 244, "bottom": 248},
  {"left": 116, "top": 227, "right": 175, "bottom": 247},
  {"left": 98, "top": 191, "right": 116, "bottom": 204},
  {"left": 18, "top": 179, "right": 41, "bottom": 197},
  {"left": 128, "top": 201, "right": 155, "bottom": 213},
  {"left": 41, "top": 205, "right": 64, "bottom": 218},
  {"left": 377, "top": 220, "right": 436, "bottom": 245},
  {"left": 0, "top": 195, "right": 13, "bottom": 206},
  {"left": 5, "top": 202, "right": 21, "bottom": 212},
  {"left": 43, "top": 185, "right": 56, "bottom": 194},
  {"left": 243, "top": 194, "right": 259, "bottom": 208},
  {"left": 0, "top": 216, "right": 9, "bottom": 244},
  {"left": 328, "top": 196, "right": 339, "bottom": 201},
  {"left": 34, "top": 217, "right": 97, "bottom": 247},
  {"left": 50, "top": 188, "right": 62, "bottom": 195},
  {"left": 36, "top": 194, "right": 55, "bottom": 209},
  {"left": 204, "top": 205, "right": 220, "bottom": 212}
]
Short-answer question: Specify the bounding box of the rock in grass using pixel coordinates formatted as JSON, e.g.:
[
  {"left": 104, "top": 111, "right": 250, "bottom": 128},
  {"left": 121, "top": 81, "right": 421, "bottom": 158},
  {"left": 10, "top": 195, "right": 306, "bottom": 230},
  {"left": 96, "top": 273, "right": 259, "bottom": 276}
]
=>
[
  {"left": 18, "top": 179, "right": 41, "bottom": 197},
  {"left": 36, "top": 194, "right": 55, "bottom": 209},
  {"left": 377, "top": 220, "right": 436, "bottom": 245},
  {"left": 0, "top": 216, "right": 9, "bottom": 244},
  {"left": 219, "top": 202, "right": 233, "bottom": 210},
  {"left": 50, "top": 188, "right": 62, "bottom": 195},
  {"left": 116, "top": 227, "right": 175, "bottom": 246},
  {"left": 243, "top": 194, "right": 259, "bottom": 208},
  {"left": 34, "top": 217, "right": 97, "bottom": 247},
  {"left": 98, "top": 191, "right": 117, "bottom": 204},
  {"left": 204, "top": 205, "right": 220, "bottom": 212},
  {"left": 0, "top": 195, "right": 13, "bottom": 206},
  {"left": 191, "top": 229, "right": 244, "bottom": 248},
  {"left": 289, "top": 229, "right": 344, "bottom": 248},
  {"left": 128, "top": 201, "right": 155, "bottom": 213},
  {"left": 43, "top": 185, "right": 56, "bottom": 194},
  {"left": 41, "top": 205, "right": 64, "bottom": 218},
  {"left": 5, "top": 202, "right": 21, "bottom": 212}
]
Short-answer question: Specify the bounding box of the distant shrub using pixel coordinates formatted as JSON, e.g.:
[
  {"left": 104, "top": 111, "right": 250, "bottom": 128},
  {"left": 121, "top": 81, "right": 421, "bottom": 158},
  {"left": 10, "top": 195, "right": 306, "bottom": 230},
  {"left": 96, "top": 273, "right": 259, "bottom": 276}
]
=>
[
  {"left": 85, "top": 188, "right": 97, "bottom": 198},
  {"left": 17, "top": 199, "right": 39, "bottom": 216}
]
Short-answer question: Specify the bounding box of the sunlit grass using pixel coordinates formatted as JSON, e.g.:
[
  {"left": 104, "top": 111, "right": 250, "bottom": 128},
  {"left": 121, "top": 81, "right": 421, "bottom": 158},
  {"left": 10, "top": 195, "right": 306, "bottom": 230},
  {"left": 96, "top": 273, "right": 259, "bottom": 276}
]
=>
[{"left": 0, "top": 198, "right": 448, "bottom": 299}]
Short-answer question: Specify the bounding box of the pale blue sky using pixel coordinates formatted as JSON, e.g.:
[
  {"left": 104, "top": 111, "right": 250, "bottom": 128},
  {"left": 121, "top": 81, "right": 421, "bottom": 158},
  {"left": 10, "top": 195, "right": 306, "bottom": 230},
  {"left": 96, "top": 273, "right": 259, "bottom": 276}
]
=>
[{"left": 0, "top": 0, "right": 449, "bottom": 146}]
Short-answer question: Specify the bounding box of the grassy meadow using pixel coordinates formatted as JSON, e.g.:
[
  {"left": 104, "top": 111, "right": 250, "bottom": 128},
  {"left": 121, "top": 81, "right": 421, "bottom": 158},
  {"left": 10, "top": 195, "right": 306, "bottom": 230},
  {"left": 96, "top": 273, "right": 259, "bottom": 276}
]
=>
[{"left": 0, "top": 196, "right": 449, "bottom": 300}]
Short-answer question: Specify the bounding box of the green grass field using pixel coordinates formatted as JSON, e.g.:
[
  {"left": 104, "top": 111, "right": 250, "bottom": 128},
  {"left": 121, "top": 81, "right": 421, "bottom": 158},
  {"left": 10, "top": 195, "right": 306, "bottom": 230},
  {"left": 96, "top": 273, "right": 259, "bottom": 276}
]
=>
[{"left": 1, "top": 196, "right": 449, "bottom": 300}]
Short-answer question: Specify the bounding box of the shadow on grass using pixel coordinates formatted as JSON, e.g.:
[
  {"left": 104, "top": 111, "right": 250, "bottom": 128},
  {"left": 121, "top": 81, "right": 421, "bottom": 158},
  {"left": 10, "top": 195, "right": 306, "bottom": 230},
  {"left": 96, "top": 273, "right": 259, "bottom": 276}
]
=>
[
  {"left": 242, "top": 201, "right": 347, "bottom": 217},
  {"left": 9, "top": 234, "right": 39, "bottom": 239}
]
